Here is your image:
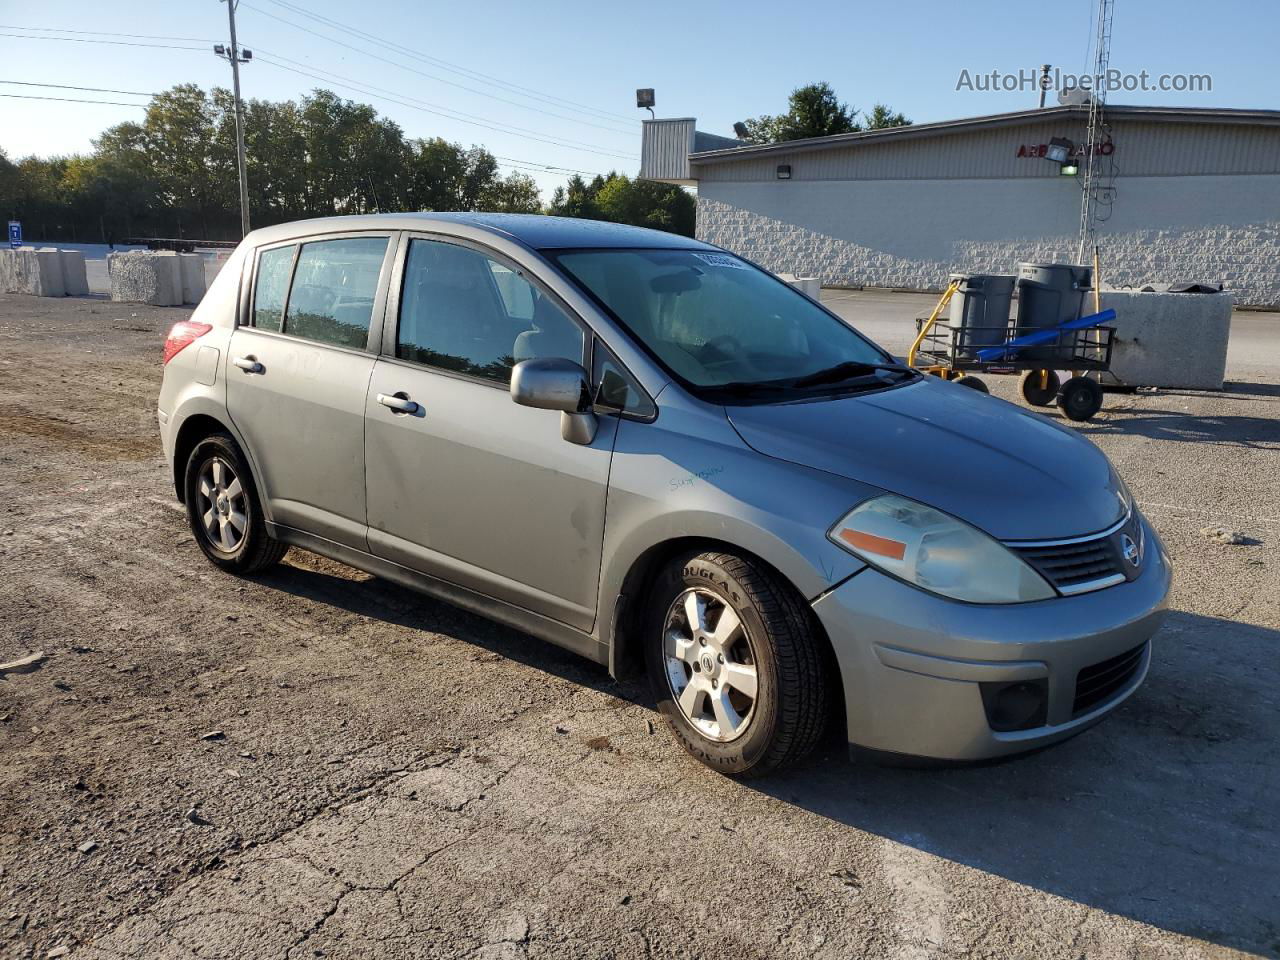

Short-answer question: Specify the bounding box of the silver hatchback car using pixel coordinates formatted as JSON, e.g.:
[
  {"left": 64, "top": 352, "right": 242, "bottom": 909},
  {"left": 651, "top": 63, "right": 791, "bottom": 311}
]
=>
[{"left": 158, "top": 213, "right": 1171, "bottom": 776}]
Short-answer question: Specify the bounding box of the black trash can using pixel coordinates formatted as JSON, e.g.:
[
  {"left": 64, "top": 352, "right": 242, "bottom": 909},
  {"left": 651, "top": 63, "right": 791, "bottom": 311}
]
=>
[
  {"left": 1014, "top": 262, "right": 1093, "bottom": 362},
  {"left": 948, "top": 273, "right": 1015, "bottom": 359}
]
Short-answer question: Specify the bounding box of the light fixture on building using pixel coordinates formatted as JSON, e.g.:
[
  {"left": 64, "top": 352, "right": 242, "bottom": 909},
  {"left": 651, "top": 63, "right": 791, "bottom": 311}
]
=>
[
  {"left": 776, "top": 164, "right": 792, "bottom": 180},
  {"left": 733, "top": 121, "right": 749, "bottom": 139},
  {"left": 1045, "top": 137, "right": 1075, "bottom": 164},
  {"left": 636, "top": 88, "right": 655, "bottom": 119},
  {"left": 1060, "top": 162, "right": 1079, "bottom": 176}
]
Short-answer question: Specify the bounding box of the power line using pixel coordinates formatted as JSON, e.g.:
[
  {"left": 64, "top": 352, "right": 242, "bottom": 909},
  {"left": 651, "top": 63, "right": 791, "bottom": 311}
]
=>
[
  {"left": 256, "top": 0, "right": 636, "bottom": 126},
  {"left": 0, "top": 79, "right": 156, "bottom": 97},
  {"left": 252, "top": 52, "right": 638, "bottom": 161},
  {"left": 0, "top": 24, "right": 218, "bottom": 43},
  {"left": 238, "top": 2, "right": 637, "bottom": 138},
  {"left": 0, "top": 92, "right": 147, "bottom": 108},
  {"left": 0, "top": 31, "right": 207, "bottom": 52},
  {"left": 0, "top": 30, "right": 624, "bottom": 182},
  {"left": 492, "top": 156, "right": 607, "bottom": 177}
]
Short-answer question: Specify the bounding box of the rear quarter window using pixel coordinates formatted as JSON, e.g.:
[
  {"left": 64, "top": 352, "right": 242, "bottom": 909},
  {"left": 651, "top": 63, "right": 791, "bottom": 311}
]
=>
[{"left": 253, "top": 245, "right": 295, "bottom": 332}]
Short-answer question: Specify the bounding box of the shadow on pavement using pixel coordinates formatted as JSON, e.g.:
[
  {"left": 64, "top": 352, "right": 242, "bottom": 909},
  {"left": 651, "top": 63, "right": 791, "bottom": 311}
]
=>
[
  {"left": 1080, "top": 406, "right": 1280, "bottom": 448},
  {"left": 253, "top": 558, "right": 1278, "bottom": 954},
  {"left": 751, "top": 611, "right": 1280, "bottom": 957}
]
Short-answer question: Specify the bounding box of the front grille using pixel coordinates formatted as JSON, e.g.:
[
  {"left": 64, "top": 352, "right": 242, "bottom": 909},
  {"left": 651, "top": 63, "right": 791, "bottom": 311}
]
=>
[
  {"left": 1013, "top": 537, "right": 1124, "bottom": 592},
  {"left": 1073, "top": 642, "right": 1147, "bottom": 716}
]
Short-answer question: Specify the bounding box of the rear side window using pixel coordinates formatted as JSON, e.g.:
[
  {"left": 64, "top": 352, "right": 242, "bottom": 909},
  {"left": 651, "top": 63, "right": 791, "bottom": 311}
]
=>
[
  {"left": 283, "top": 236, "right": 388, "bottom": 349},
  {"left": 397, "top": 238, "right": 584, "bottom": 384},
  {"left": 253, "top": 245, "right": 294, "bottom": 332}
]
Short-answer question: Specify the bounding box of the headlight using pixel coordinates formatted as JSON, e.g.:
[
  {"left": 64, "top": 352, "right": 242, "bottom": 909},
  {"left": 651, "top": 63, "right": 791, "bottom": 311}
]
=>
[{"left": 828, "top": 494, "right": 1055, "bottom": 604}]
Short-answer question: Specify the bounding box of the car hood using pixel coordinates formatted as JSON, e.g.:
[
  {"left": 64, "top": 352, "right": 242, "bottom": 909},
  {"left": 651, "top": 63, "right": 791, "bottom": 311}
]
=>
[{"left": 725, "top": 378, "right": 1124, "bottom": 541}]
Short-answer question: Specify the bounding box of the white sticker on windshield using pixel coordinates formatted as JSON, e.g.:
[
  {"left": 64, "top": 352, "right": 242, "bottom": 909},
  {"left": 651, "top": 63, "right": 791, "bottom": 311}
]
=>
[{"left": 692, "top": 252, "right": 750, "bottom": 270}]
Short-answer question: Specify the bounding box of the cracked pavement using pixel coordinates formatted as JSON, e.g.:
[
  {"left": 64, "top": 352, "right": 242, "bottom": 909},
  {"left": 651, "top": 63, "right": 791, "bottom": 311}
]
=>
[{"left": 1, "top": 293, "right": 1277, "bottom": 959}]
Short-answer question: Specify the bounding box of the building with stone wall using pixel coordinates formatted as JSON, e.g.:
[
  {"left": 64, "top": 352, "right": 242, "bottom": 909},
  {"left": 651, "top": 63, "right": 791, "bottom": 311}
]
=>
[{"left": 639, "top": 106, "right": 1280, "bottom": 307}]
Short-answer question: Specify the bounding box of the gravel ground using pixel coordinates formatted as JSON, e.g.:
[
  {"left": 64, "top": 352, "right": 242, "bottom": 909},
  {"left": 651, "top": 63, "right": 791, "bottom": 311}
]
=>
[{"left": 1, "top": 293, "right": 1277, "bottom": 960}]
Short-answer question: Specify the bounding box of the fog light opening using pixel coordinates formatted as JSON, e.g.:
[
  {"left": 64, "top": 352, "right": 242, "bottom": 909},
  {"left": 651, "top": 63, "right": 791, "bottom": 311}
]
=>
[{"left": 980, "top": 679, "right": 1049, "bottom": 732}]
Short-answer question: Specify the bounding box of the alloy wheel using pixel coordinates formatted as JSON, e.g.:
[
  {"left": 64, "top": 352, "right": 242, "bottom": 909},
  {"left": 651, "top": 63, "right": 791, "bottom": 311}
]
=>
[
  {"left": 196, "top": 456, "right": 248, "bottom": 553},
  {"left": 663, "top": 587, "right": 759, "bottom": 742}
]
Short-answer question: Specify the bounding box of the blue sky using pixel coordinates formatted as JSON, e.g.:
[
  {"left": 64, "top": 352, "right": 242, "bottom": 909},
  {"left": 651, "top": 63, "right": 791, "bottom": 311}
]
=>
[{"left": 1, "top": 0, "right": 1272, "bottom": 198}]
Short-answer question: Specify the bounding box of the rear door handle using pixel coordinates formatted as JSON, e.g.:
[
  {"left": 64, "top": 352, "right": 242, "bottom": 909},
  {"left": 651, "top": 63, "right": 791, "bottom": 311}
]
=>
[
  {"left": 233, "top": 356, "right": 264, "bottom": 374},
  {"left": 377, "top": 392, "right": 419, "bottom": 414}
]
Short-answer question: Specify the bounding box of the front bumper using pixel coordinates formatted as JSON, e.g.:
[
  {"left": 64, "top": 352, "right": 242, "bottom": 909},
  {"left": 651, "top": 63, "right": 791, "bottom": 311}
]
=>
[{"left": 812, "top": 514, "right": 1173, "bottom": 761}]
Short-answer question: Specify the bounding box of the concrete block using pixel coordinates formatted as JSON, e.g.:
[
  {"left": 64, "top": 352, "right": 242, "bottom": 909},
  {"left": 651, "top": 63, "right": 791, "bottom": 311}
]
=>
[
  {"left": 34, "top": 248, "right": 67, "bottom": 296},
  {"left": 777, "top": 272, "right": 822, "bottom": 300},
  {"left": 57, "top": 249, "right": 90, "bottom": 296},
  {"left": 204, "top": 253, "right": 230, "bottom": 293},
  {"left": 0, "top": 249, "right": 33, "bottom": 293},
  {"left": 107, "top": 251, "right": 184, "bottom": 305},
  {"left": 1098, "top": 290, "right": 1233, "bottom": 390},
  {"left": 177, "top": 253, "right": 206, "bottom": 304},
  {"left": 0, "top": 248, "right": 69, "bottom": 296}
]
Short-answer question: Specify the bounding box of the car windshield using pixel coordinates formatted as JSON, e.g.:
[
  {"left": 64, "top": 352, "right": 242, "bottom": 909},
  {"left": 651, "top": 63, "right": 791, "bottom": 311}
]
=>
[{"left": 550, "top": 248, "right": 899, "bottom": 399}]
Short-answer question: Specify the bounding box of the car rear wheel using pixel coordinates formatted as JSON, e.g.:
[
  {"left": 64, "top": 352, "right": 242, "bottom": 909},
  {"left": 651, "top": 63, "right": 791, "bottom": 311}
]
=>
[
  {"left": 184, "top": 433, "right": 287, "bottom": 574},
  {"left": 644, "top": 551, "right": 828, "bottom": 777}
]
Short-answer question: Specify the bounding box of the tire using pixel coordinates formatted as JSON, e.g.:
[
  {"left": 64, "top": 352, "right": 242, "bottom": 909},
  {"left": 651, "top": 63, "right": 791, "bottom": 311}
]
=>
[
  {"left": 1056, "top": 376, "right": 1105, "bottom": 422},
  {"left": 183, "top": 433, "right": 288, "bottom": 574},
  {"left": 644, "top": 551, "right": 828, "bottom": 777},
  {"left": 1019, "top": 369, "right": 1061, "bottom": 407},
  {"left": 954, "top": 375, "right": 989, "bottom": 393}
]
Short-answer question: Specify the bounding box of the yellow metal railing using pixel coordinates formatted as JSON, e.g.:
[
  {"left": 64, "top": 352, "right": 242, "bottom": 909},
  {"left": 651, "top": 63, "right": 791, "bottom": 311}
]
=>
[{"left": 907, "top": 279, "right": 961, "bottom": 369}]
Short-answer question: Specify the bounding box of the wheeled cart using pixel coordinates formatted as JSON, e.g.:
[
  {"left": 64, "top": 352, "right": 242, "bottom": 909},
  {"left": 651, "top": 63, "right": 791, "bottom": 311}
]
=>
[{"left": 908, "top": 277, "right": 1117, "bottom": 422}]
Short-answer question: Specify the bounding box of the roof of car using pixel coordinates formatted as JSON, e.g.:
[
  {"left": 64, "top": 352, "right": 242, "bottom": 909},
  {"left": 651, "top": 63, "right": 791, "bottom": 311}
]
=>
[{"left": 245, "top": 212, "right": 714, "bottom": 252}]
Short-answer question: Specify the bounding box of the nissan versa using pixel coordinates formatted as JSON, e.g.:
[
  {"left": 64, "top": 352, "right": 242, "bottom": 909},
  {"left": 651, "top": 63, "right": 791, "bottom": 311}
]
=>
[{"left": 157, "top": 213, "right": 1172, "bottom": 776}]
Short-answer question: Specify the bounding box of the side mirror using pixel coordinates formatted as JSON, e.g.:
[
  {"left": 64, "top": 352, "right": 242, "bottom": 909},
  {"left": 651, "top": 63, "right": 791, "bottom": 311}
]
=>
[{"left": 510, "top": 358, "right": 597, "bottom": 445}]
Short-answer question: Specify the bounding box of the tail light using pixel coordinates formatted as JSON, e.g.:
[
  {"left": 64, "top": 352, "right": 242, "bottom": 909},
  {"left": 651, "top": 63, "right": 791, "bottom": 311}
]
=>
[{"left": 163, "top": 321, "right": 213, "bottom": 365}]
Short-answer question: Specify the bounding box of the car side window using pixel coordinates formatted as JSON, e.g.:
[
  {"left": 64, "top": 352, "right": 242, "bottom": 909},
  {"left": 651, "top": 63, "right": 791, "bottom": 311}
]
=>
[
  {"left": 592, "top": 338, "right": 656, "bottom": 419},
  {"left": 282, "top": 236, "right": 388, "bottom": 350},
  {"left": 253, "top": 245, "right": 295, "bottom": 332},
  {"left": 488, "top": 261, "right": 535, "bottom": 321},
  {"left": 397, "top": 238, "right": 584, "bottom": 385}
]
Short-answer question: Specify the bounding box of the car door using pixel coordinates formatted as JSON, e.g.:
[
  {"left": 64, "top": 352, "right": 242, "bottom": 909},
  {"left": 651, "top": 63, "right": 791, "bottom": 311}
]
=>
[
  {"left": 226, "top": 232, "right": 395, "bottom": 549},
  {"left": 364, "top": 234, "right": 618, "bottom": 632}
]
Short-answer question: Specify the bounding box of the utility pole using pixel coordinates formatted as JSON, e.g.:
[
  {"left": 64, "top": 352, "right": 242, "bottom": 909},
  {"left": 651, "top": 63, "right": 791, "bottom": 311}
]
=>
[
  {"left": 1078, "top": 0, "right": 1114, "bottom": 263},
  {"left": 215, "top": 1, "right": 251, "bottom": 238}
]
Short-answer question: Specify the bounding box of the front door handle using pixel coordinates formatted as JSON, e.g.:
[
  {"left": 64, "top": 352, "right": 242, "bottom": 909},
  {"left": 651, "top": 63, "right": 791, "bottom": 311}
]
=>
[
  {"left": 377, "top": 392, "right": 420, "bottom": 415},
  {"left": 233, "top": 356, "right": 264, "bottom": 374}
]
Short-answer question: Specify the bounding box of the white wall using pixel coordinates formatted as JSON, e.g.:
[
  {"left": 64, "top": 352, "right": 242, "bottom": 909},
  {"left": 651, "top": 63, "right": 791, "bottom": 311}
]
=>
[{"left": 696, "top": 175, "right": 1280, "bottom": 307}]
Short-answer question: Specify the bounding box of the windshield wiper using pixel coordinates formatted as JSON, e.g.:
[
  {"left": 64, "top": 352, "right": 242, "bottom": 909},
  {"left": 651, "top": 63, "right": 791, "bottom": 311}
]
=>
[
  {"left": 704, "top": 380, "right": 795, "bottom": 398},
  {"left": 790, "top": 360, "right": 914, "bottom": 389}
]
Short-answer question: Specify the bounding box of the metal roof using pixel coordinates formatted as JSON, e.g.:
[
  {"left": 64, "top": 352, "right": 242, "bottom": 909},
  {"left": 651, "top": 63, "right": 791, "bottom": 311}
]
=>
[
  {"left": 244, "top": 213, "right": 711, "bottom": 251},
  {"left": 688, "top": 104, "right": 1280, "bottom": 164}
]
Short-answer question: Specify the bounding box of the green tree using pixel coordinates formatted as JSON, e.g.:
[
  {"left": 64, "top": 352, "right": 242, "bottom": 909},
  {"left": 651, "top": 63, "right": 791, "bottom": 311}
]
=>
[
  {"left": 548, "top": 174, "right": 604, "bottom": 220},
  {"left": 479, "top": 171, "right": 541, "bottom": 213},
  {"left": 550, "top": 172, "right": 694, "bottom": 236},
  {"left": 865, "top": 103, "right": 912, "bottom": 130},
  {"left": 3, "top": 84, "right": 547, "bottom": 242},
  {"left": 92, "top": 121, "right": 161, "bottom": 237},
  {"left": 742, "top": 84, "right": 912, "bottom": 143},
  {"left": 141, "top": 84, "right": 220, "bottom": 235},
  {"left": 0, "top": 148, "right": 18, "bottom": 219},
  {"left": 744, "top": 82, "right": 859, "bottom": 143}
]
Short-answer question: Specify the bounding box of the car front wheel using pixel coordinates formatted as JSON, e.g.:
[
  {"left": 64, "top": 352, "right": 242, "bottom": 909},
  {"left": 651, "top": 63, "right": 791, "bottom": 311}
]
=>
[{"left": 644, "top": 551, "right": 829, "bottom": 776}]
